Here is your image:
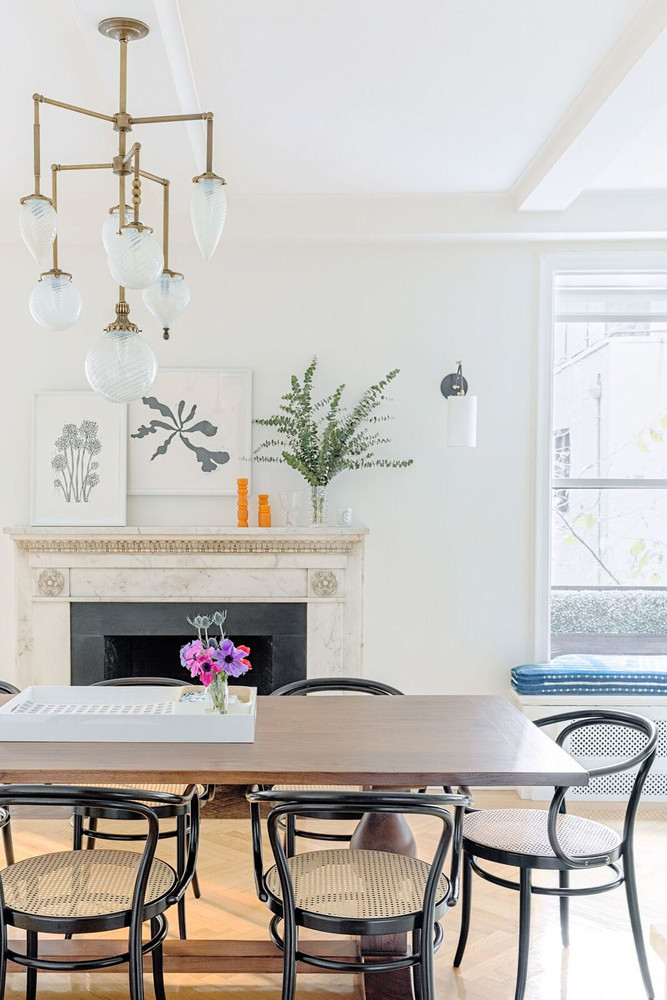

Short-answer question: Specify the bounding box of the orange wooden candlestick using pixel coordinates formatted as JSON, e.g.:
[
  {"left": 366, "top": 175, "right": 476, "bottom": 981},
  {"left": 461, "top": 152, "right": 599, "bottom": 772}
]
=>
[
  {"left": 237, "top": 479, "right": 249, "bottom": 528},
  {"left": 258, "top": 493, "right": 272, "bottom": 528}
]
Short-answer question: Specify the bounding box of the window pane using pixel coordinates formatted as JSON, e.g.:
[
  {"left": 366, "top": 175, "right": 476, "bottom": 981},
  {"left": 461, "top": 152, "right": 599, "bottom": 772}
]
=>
[
  {"left": 552, "top": 321, "right": 667, "bottom": 479},
  {"left": 551, "top": 488, "right": 667, "bottom": 588}
]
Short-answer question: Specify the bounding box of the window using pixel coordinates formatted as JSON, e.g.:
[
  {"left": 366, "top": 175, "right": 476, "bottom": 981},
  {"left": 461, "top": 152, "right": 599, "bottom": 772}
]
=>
[{"left": 546, "top": 266, "right": 667, "bottom": 658}]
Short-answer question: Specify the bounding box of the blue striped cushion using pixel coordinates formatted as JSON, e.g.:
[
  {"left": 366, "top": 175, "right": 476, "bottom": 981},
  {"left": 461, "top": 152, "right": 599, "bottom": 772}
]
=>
[{"left": 511, "top": 655, "right": 667, "bottom": 696}]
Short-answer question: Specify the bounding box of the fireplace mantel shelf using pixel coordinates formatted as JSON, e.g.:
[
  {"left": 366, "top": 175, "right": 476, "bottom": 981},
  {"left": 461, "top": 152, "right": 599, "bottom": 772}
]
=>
[
  {"left": 8, "top": 526, "right": 368, "bottom": 555},
  {"left": 8, "top": 526, "right": 367, "bottom": 686}
]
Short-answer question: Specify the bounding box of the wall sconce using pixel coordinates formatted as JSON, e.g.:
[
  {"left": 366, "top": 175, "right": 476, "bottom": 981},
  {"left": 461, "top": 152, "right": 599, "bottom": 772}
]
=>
[{"left": 440, "top": 361, "right": 477, "bottom": 447}]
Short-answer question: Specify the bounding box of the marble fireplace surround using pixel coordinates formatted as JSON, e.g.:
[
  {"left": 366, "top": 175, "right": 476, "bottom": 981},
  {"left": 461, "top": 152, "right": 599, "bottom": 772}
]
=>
[{"left": 8, "top": 526, "right": 367, "bottom": 687}]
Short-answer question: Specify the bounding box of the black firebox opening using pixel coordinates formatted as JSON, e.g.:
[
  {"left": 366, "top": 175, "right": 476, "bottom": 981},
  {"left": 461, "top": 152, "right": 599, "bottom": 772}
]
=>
[{"left": 71, "top": 602, "right": 307, "bottom": 694}]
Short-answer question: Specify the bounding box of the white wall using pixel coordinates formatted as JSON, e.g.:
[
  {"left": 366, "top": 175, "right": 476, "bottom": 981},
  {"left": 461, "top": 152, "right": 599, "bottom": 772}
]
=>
[{"left": 0, "top": 234, "right": 654, "bottom": 694}]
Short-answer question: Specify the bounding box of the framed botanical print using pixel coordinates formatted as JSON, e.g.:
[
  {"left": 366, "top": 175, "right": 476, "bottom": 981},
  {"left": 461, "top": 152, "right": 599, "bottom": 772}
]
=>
[
  {"left": 128, "top": 368, "right": 252, "bottom": 495},
  {"left": 31, "top": 392, "right": 127, "bottom": 526}
]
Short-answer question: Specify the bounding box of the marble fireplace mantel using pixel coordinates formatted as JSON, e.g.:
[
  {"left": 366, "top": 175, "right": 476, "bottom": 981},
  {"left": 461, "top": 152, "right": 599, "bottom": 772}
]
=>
[{"left": 8, "top": 526, "right": 368, "bottom": 687}]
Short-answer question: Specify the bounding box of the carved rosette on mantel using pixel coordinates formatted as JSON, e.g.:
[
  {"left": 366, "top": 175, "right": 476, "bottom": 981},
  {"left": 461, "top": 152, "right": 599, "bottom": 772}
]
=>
[
  {"left": 8, "top": 526, "right": 367, "bottom": 688},
  {"left": 36, "top": 569, "right": 66, "bottom": 597}
]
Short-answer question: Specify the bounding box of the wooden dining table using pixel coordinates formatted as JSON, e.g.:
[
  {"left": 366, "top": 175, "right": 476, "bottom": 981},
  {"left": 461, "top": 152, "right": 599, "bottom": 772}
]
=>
[{"left": 0, "top": 693, "right": 587, "bottom": 999}]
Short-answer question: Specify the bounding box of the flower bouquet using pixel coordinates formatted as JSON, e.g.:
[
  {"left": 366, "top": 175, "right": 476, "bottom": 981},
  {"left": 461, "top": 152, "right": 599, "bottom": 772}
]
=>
[{"left": 180, "top": 611, "right": 251, "bottom": 714}]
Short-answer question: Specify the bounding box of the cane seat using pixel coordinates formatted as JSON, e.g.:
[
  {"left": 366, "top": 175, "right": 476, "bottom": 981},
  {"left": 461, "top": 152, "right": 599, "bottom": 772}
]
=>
[
  {"left": 265, "top": 848, "right": 450, "bottom": 920},
  {"left": 463, "top": 808, "right": 621, "bottom": 860},
  {"left": 1, "top": 849, "right": 176, "bottom": 920}
]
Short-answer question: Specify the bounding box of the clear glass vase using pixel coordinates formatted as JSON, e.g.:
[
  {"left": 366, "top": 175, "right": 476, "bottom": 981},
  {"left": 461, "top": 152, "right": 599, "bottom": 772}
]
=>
[
  {"left": 204, "top": 673, "right": 229, "bottom": 714},
  {"left": 310, "top": 485, "right": 329, "bottom": 526}
]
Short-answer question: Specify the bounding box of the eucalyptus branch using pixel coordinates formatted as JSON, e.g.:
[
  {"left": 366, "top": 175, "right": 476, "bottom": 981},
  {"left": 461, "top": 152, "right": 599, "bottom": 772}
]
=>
[{"left": 253, "top": 357, "right": 412, "bottom": 489}]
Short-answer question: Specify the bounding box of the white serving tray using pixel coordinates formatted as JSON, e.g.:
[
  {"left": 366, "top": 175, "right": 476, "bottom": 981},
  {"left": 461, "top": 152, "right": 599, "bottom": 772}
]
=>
[{"left": 0, "top": 685, "right": 257, "bottom": 743}]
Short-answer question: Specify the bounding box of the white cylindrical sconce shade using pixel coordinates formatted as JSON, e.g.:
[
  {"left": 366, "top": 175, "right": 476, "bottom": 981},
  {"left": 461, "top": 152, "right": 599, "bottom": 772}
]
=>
[{"left": 445, "top": 395, "right": 477, "bottom": 447}]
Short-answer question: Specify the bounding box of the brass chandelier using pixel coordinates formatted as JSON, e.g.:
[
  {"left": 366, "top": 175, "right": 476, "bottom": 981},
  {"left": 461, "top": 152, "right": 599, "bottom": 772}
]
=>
[{"left": 19, "top": 16, "right": 227, "bottom": 403}]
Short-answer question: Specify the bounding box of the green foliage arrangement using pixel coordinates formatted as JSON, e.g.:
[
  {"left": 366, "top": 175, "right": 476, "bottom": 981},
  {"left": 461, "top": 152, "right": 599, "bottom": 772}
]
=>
[{"left": 253, "top": 357, "right": 413, "bottom": 496}]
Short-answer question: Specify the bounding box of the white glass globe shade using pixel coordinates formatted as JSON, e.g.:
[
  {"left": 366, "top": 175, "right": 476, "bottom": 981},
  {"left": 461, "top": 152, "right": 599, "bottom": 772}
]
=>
[
  {"left": 19, "top": 197, "right": 57, "bottom": 265},
  {"left": 106, "top": 226, "right": 164, "bottom": 290},
  {"left": 85, "top": 329, "right": 158, "bottom": 403},
  {"left": 29, "top": 273, "right": 82, "bottom": 331},
  {"left": 191, "top": 177, "right": 226, "bottom": 259},
  {"left": 142, "top": 272, "right": 191, "bottom": 329},
  {"left": 101, "top": 206, "right": 130, "bottom": 253}
]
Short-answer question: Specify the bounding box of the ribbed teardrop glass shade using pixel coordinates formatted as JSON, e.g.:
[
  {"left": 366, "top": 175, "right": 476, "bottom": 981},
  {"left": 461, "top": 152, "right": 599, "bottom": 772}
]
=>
[
  {"left": 142, "top": 272, "right": 191, "bottom": 328},
  {"left": 191, "top": 177, "right": 226, "bottom": 259},
  {"left": 85, "top": 329, "right": 157, "bottom": 403},
  {"left": 29, "top": 273, "right": 82, "bottom": 331},
  {"left": 19, "top": 197, "right": 57, "bottom": 265},
  {"left": 106, "top": 227, "right": 164, "bottom": 290},
  {"left": 101, "top": 206, "right": 130, "bottom": 253}
]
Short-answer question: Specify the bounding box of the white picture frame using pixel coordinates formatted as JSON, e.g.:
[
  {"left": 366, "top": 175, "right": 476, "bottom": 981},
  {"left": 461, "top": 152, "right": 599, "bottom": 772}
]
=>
[
  {"left": 127, "top": 368, "right": 252, "bottom": 496},
  {"left": 31, "top": 392, "right": 127, "bottom": 526}
]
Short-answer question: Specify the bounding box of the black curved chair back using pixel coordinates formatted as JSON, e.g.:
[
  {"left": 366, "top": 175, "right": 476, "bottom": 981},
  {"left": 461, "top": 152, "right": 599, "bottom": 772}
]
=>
[
  {"left": 535, "top": 709, "right": 657, "bottom": 867},
  {"left": 272, "top": 676, "right": 403, "bottom": 697},
  {"left": 92, "top": 676, "right": 185, "bottom": 687},
  {"left": 0, "top": 681, "right": 20, "bottom": 695}
]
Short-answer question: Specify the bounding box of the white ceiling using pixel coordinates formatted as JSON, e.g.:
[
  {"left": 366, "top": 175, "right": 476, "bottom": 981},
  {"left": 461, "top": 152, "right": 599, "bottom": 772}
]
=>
[
  {"left": 3, "top": 0, "right": 667, "bottom": 237},
  {"left": 591, "top": 104, "right": 667, "bottom": 189}
]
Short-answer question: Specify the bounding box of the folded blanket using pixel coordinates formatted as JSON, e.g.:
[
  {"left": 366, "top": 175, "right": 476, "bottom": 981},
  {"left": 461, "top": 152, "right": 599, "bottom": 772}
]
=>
[{"left": 511, "top": 654, "right": 667, "bottom": 696}]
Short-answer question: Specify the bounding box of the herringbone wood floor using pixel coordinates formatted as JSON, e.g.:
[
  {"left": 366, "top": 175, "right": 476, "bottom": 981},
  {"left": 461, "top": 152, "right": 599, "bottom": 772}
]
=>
[{"left": 1, "top": 791, "right": 664, "bottom": 1000}]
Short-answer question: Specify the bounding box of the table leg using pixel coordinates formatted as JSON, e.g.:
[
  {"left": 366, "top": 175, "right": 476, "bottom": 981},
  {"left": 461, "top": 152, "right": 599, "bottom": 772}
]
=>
[{"left": 350, "top": 810, "right": 417, "bottom": 1000}]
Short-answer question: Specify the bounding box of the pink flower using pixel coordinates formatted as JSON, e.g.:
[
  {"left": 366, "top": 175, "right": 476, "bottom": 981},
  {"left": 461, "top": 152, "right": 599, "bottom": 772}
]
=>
[{"left": 180, "top": 639, "right": 204, "bottom": 668}]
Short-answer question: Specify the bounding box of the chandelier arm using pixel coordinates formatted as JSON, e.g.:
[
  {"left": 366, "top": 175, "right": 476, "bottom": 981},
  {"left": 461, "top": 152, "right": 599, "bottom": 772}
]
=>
[
  {"left": 130, "top": 112, "right": 210, "bottom": 124},
  {"left": 132, "top": 144, "right": 142, "bottom": 225},
  {"left": 137, "top": 169, "right": 170, "bottom": 270},
  {"left": 52, "top": 164, "right": 114, "bottom": 171},
  {"left": 48, "top": 163, "right": 114, "bottom": 272},
  {"left": 206, "top": 114, "right": 213, "bottom": 174},
  {"left": 51, "top": 165, "right": 58, "bottom": 270},
  {"left": 36, "top": 94, "right": 115, "bottom": 123},
  {"left": 33, "top": 96, "right": 41, "bottom": 195}
]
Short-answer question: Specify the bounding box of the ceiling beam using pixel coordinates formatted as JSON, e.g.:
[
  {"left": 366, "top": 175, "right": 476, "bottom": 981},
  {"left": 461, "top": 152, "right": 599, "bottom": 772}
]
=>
[
  {"left": 149, "top": 0, "right": 207, "bottom": 173},
  {"left": 513, "top": 0, "right": 667, "bottom": 212}
]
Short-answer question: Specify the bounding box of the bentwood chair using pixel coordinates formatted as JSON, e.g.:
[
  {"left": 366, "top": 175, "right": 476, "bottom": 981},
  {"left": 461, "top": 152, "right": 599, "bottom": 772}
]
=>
[
  {"left": 0, "top": 784, "right": 199, "bottom": 1000},
  {"left": 0, "top": 682, "right": 20, "bottom": 869},
  {"left": 269, "top": 676, "right": 403, "bottom": 853},
  {"left": 72, "top": 676, "right": 211, "bottom": 940},
  {"left": 453, "top": 709, "right": 657, "bottom": 1000},
  {"left": 248, "top": 786, "right": 469, "bottom": 1000}
]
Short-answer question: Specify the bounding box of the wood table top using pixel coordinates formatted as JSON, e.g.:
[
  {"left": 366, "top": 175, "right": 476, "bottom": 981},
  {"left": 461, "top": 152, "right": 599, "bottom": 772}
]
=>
[{"left": 0, "top": 695, "right": 587, "bottom": 788}]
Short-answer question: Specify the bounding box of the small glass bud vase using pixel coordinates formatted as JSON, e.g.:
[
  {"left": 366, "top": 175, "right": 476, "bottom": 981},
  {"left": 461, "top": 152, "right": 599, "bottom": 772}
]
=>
[
  {"left": 204, "top": 673, "right": 229, "bottom": 714},
  {"left": 310, "top": 484, "right": 328, "bottom": 526}
]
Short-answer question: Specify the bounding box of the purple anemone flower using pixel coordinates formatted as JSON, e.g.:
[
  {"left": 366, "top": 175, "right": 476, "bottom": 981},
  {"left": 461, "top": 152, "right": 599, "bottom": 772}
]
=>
[{"left": 213, "top": 638, "right": 252, "bottom": 678}]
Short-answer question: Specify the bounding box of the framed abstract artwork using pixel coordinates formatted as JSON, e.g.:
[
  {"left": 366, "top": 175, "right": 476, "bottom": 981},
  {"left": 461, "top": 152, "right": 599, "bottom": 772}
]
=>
[
  {"left": 128, "top": 368, "right": 252, "bottom": 495},
  {"left": 31, "top": 392, "right": 127, "bottom": 526}
]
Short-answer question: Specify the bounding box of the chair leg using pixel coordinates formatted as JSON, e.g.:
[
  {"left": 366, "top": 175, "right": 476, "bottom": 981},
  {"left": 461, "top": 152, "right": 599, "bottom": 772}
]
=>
[
  {"left": 281, "top": 913, "right": 297, "bottom": 1000},
  {"left": 514, "top": 868, "right": 532, "bottom": 1000},
  {"left": 1, "top": 821, "right": 14, "bottom": 867},
  {"left": 85, "top": 816, "right": 98, "bottom": 850},
  {"left": 559, "top": 869, "right": 569, "bottom": 949},
  {"left": 176, "top": 815, "right": 187, "bottom": 940},
  {"left": 285, "top": 814, "right": 296, "bottom": 858},
  {"left": 453, "top": 851, "right": 472, "bottom": 968},
  {"left": 419, "top": 923, "right": 436, "bottom": 1000},
  {"left": 25, "top": 930, "right": 37, "bottom": 1000},
  {"left": 186, "top": 820, "right": 202, "bottom": 899},
  {"left": 128, "top": 924, "right": 145, "bottom": 1000},
  {"left": 150, "top": 918, "right": 167, "bottom": 1000},
  {"left": 0, "top": 910, "right": 6, "bottom": 1000},
  {"left": 72, "top": 814, "right": 83, "bottom": 851},
  {"left": 412, "top": 929, "right": 423, "bottom": 1000},
  {"left": 624, "top": 850, "right": 655, "bottom": 999}
]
